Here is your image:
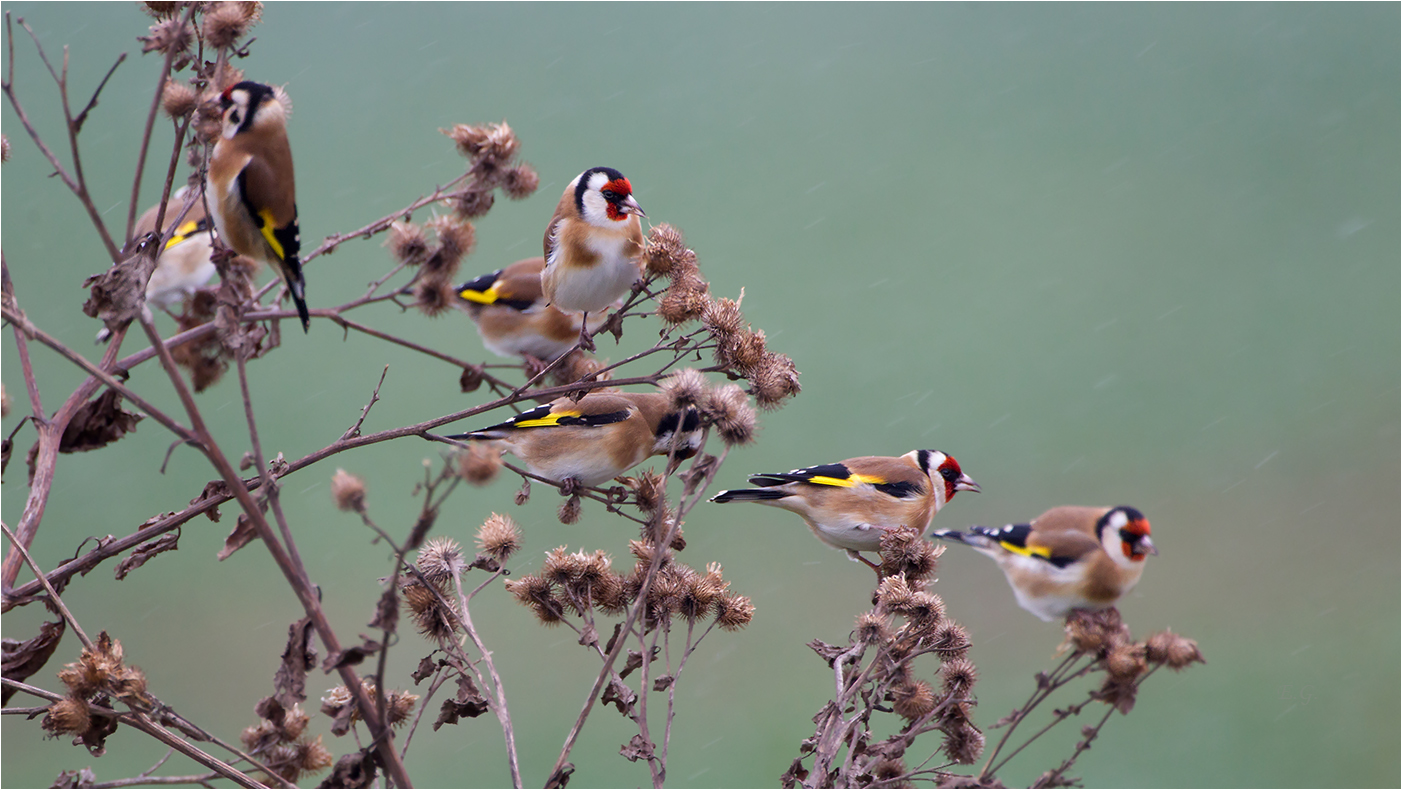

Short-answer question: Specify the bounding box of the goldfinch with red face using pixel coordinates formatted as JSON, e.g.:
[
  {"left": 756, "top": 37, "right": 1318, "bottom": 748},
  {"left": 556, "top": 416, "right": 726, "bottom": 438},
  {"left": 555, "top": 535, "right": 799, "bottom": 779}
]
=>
[
  {"left": 455, "top": 257, "right": 619, "bottom": 362},
  {"left": 206, "top": 80, "right": 309, "bottom": 332},
  {"left": 445, "top": 391, "right": 701, "bottom": 488},
  {"left": 540, "top": 167, "right": 645, "bottom": 348},
  {"left": 710, "top": 450, "right": 980, "bottom": 566},
  {"left": 933, "top": 506, "right": 1156, "bottom": 622},
  {"left": 135, "top": 186, "right": 219, "bottom": 311}
]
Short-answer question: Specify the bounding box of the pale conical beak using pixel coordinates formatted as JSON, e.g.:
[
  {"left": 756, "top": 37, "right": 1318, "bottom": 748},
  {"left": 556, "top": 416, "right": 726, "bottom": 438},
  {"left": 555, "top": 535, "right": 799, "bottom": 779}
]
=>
[
  {"left": 955, "top": 474, "right": 981, "bottom": 494},
  {"left": 621, "top": 195, "right": 646, "bottom": 218},
  {"left": 1138, "top": 535, "right": 1158, "bottom": 556}
]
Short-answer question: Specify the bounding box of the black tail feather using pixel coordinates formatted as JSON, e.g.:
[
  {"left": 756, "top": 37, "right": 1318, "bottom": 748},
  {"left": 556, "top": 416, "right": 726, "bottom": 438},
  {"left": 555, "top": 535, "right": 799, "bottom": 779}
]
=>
[{"left": 711, "top": 488, "right": 790, "bottom": 503}]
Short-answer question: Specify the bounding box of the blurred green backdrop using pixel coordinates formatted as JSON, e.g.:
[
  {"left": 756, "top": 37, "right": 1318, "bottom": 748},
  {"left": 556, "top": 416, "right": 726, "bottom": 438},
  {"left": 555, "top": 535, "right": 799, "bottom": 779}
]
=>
[{"left": 2, "top": 3, "right": 1397, "bottom": 787}]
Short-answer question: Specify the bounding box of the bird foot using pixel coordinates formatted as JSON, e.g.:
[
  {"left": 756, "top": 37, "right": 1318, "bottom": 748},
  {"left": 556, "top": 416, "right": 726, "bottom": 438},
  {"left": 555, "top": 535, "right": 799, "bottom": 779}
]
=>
[{"left": 847, "top": 550, "right": 883, "bottom": 573}]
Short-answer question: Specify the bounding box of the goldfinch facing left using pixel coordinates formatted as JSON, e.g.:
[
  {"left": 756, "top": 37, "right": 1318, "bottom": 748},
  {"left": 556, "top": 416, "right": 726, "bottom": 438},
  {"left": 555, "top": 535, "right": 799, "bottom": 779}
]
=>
[
  {"left": 540, "top": 167, "right": 645, "bottom": 348},
  {"left": 711, "top": 450, "right": 980, "bottom": 566},
  {"left": 933, "top": 505, "right": 1156, "bottom": 622},
  {"left": 445, "top": 391, "right": 701, "bottom": 488},
  {"left": 455, "top": 257, "right": 618, "bottom": 362},
  {"left": 206, "top": 80, "right": 309, "bottom": 332}
]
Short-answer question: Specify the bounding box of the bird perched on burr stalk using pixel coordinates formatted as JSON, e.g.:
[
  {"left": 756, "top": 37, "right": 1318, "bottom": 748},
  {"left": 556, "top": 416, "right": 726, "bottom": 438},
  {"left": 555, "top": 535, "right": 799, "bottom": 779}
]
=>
[
  {"left": 444, "top": 391, "right": 701, "bottom": 489},
  {"left": 711, "top": 450, "right": 980, "bottom": 568},
  {"left": 540, "top": 166, "right": 645, "bottom": 350},
  {"left": 135, "top": 186, "right": 220, "bottom": 312},
  {"left": 932, "top": 506, "right": 1156, "bottom": 622},
  {"left": 206, "top": 80, "right": 309, "bottom": 332},
  {"left": 455, "top": 257, "right": 619, "bottom": 363}
]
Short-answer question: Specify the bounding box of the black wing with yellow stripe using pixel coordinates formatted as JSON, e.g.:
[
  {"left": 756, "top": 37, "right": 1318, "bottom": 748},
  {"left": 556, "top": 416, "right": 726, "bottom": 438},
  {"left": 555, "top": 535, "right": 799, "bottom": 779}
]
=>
[
  {"left": 970, "top": 524, "right": 1078, "bottom": 569},
  {"left": 448, "top": 402, "right": 632, "bottom": 439},
  {"left": 748, "top": 463, "right": 922, "bottom": 499}
]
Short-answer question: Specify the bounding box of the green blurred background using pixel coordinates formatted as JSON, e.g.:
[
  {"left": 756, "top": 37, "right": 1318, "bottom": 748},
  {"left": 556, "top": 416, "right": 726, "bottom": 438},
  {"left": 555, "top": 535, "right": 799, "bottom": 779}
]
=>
[{"left": 3, "top": 3, "right": 1397, "bottom": 787}]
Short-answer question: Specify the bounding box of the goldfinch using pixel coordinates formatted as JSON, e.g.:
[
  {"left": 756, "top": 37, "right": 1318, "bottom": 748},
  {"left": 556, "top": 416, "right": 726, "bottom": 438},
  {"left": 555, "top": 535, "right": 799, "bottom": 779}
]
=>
[
  {"left": 540, "top": 167, "right": 645, "bottom": 348},
  {"left": 206, "top": 80, "right": 309, "bottom": 332},
  {"left": 932, "top": 506, "right": 1156, "bottom": 622},
  {"left": 455, "top": 257, "right": 618, "bottom": 362},
  {"left": 445, "top": 391, "right": 701, "bottom": 488},
  {"left": 710, "top": 450, "right": 980, "bottom": 565},
  {"left": 135, "top": 186, "right": 218, "bottom": 311}
]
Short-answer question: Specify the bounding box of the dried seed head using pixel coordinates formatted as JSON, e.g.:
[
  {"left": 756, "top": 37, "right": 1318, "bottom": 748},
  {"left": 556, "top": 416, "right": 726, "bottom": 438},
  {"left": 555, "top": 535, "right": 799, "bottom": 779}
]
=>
[
  {"left": 1064, "top": 608, "right": 1130, "bottom": 655},
  {"left": 1, "top": 135, "right": 9, "bottom": 164},
  {"left": 880, "top": 528, "right": 942, "bottom": 582},
  {"left": 403, "top": 582, "right": 458, "bottom": 640},
  {"left": 594, "top": 571, "right": 630, "bottom": 615},
  {"left": 161, "top": 80, "right": 199, "bottom": 119},
  {"left": 941, "top": 657, "right": 979, "bottom": 696},
  {"left": 642, "top": 223, "right": 696, "bottom": 277},
  {"left": 928, "top": 621, "right": 971, "bottom": 659},
  {"left": 141, "top": 18, "right": 194, "bottom": 55},
  {"left": 750, "top": 352, "right": 802, "bottom": 409},
  {"left": 296, "top": 736, "right": 334, "bottom": 775},
  {"left": 702, "top": 296, "right": 745, "bottom": 339},
  {"left": 504, "top": 574, "right": 565, "bottom": 625},
  {"left": 442, "top": 121, "right": 519, "bottom": 164},
  {"left": 330, "top": 468, "right": 366, "bottom": 512},
  {"left": 143, "top": 2, "right": 179, "bottom": 18},
  {"left": 475, "top": 513, "right": 521, "bottom": 563},
  {"left": 715, "top": 593, "right": 755, "bottom": 631},
  {"left": 875, "top": 574, "right": 917, "bottom": 614},
  {"left": 417, "top": 536, "right": 466, "bottom": 583},
  {"left": 541, "top": 546, "right": 578, "bottom": 588},
  {"left": 715, "top": 328, "right": 768, "bottom": 374},
  {"left": 42, "top": 697, "right": 91, "bottom": 736},
  {"left": 413, "top": 277, "right": 456, "bottom": 317},
  {"left": 657, "top": 274, "right": 709, "bottom": 325},
  {"left": 387, "top": 690, "right": 419, "bottom": 727},
  {"left": 903, "top": 591, "right": 946, "bottom": 631},
  {"left": 942, "top": 723, "right": 986, "bottom": 765},
  {"left": 1106, "top": 642, "right": 1149, "bottom": 682},
  {"left": 1096, "top": 676, "right": 1138, "bottom": 715},
  {"left": 1146, "top": 629, "right": 1205, "bottom": 670},
  {"left": 456, "top": 443, "right": 501, "bottom": 485},
  {"left": 425, "top": 216, "right": 475, "bottom": 277},
  {"left": 661, "top": 368, "right": 709, "bottom": 409},
  {"left": 870, "top": 757, "right": 906, "bottom": 784},
  {"left": 892, "top": 679, "right": 936, "bottom": 720},
  {"left": 202, "top": 2, "right": 252, "bottom": 49},
  {"left": 702, "top": 383, "right": 758, "bottom": 447},
  {"left": 386, "top": 221, "right": 431, "bottom": 267},
  {"left": 448, "top": 189, "right": 495, "bottom": 219},
  {"left": 628, "top": 538, "right": 669, "bottom": 569},
  {"left": 855, "top": 611, "right": 892, "bottom": 645},
  {"left": 551, "top": 351, "right": 613, "bottom": 387},
  {"left": 503, "top": 163, "right": 540, "bottom": 200},
  {"left": 625, "top": 470, "right": 667, "bottom": 513},
  {"left": 557, "top": 494, "right": 582, "bottom": 525}
]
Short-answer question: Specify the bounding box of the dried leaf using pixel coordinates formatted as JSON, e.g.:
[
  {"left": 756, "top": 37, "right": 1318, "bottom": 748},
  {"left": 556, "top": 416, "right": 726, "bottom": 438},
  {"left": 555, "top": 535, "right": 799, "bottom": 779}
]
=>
[
  {"left": 318, "top": 750, "right": 377, "bottom": 789},
  {"left": 323, "top": 637, "right": 382, "bottom": 671},
  {"left": 59, "top": 390, "right": 143, "bottom": 453},
  {"left": 577, "top": 622, "right": 598, "bottom": 649},
  {"left": 652, "top": 674, "right": 674, "bottom": 692},
  {"left": 52, "top": 768, "right": 97, "bottom": 789},
  {"left": 217, "top": 514, "right": 258, "bottom": 560},
  {"left": 619, "top": 734, "right": 655, "bottom": 763},
  {"left": 432, "top": 675, "right": 489, "bottom": 730},
  {"left": 411, "top": 656, "right": 439, "bottom": 685},
  {"left": 807, "top": 639, "right": 848, "bottom": 667},
  {"left": 192, "top": 479, "right": 230, "bottom": 523},
  {"left": 369, "top": 587, "right": 398, "bottom": 633},
  {"left": 82, "top": 244, "right": 159, "bottom": 336},
  {"left": 600, "top": 675, "right": 636, "bottom": 716},
  {"left": 1, "top": 619, "right": 65, "bottom": 705},
  {"left": 113, "top": 532, "right": 180, "bottom": 580},
  {"left": 543, "top": 763, "right": 574, "bottom": 789},
  {"left": 274, "top": 618, "right": 316, "bottom": 707}
]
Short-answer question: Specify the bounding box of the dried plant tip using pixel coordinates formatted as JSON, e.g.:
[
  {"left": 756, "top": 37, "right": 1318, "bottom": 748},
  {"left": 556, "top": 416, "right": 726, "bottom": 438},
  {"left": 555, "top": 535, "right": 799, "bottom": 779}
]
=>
[
  {"left": 386, "top": 221, "right": 431, "bottom": 266},
  {"left": 880, "top": 527, "right": 943, "bottom": 581},
  {"left": 701, "top": 296, "right": 745, "bottom": 339},
  {"left": 941, "top": 657, "right": 979, "bottom": 696},
  {"left": 750, "top": 352, "right": 802, "bottom": 409},
  {"left": 476, "top": 513, "right": 521, "bottom": 563},
  {"left": 642, "top": 223, "right": 696, "bottom": 277},
  {"left": 1106, "top": 641, "right": 1149, "bottom": 682},
  {"left": 42, "top": 697, "right": 91, "bottom": 736},
  {"left": 593, "top": 570, "right": 630, "bottom": 615},
  {"left": 892, "top": 679, "right": 937, "bottom": 720},
  {"left": 0, "top": 134, "right": 9, "bottom": 164},
  {"left": 142, "top": 1, "right": 179, "bottom": 18},
  {"left": 504, "top": 574, "right": 565, "bottom": 625},
  {"left": 456, "top": 443, "right": 501, "bottom": 485},
  {"left": 448, "top": 189, "right": 495, "bottom": 219},
  {"left": 141, "top": 18, "right": 194, "bottom": 55},
  {"left": 403, "top": 582, "right": 458, "bottom": 640},
  {"left": 558, "top": 494, "right": 582, "bottom": 525},
  {"left": 417, "top": 536, "right": 466, "bottom": 582},
  {"left": 1146, "top": 629, "right": 1205, "bottom": 670},
  {"left": 715, "top": 593, "right": 755, "bottom": 631},
  {"left": 442, "top": 121, "right": 519, "bottom": 163},
  {"left": 870, "top": 757, "right": 906, "bottom": 784},
  {"left": 691, "top": 562, "right": 728, "bottom": 608},
  {"left": 904, "top": 591, "right": 946, "bottom": 628},
  {"left": 202, "top": 2, "right": 252, "bottom": 49},
  {"left": 1064, "top": 607, "right": 1129, "bottom": 655},
  {"left": 658, "top": 274, "right": 710, "bottom": 326},
  {"left": 425, "top": 216, "right": 476, "bottom": 277},
  {"left": 929, "top": 621, "right": 971, "bottom": 659},
  {"left": 387, "top": 690, "right": 419, "bottom": 727},
  {"left": 413, "top": 277, "right": 456, "bottom": 317},
  {"left": 552, "top": 351, "right": 612, "bottom": 387},
  {"left": 875, "top": 574, "right": 917, "bottom": 614},
  {"left": 161, "top": 80, "right": 199, "bottom": 119},
  {"left": 942, "top": 723, "right": 986, "bottom": 764},
  {"left": 702, "top": 383, "right": 758, "bottom": 446},
  {"left": 661, "top": 368, "right": 709, "bottom": 409},
  {"left": 855, "top": 611, "right": 892, "bottom": 645},
  {"left": 625, "top": 470, "right": 667, "bottom": 513},
  {"left": 330, "top": 468, "right": 366, "bottom": 512},
  {"left": 503, "top": 163, "right": 540, "bottom": 199},
  {"left": 296, "top": 736, "right": 333, "bottom": 775}
]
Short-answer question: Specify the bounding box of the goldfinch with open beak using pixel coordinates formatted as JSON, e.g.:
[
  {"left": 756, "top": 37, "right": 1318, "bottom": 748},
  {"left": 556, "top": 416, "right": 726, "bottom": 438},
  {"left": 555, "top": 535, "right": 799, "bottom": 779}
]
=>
[
  {"left": 456, "top": 257, "right": 618, "bottom": 362},
  {"left": 206, "top": 80, "right": 309, "bottom": 332},
  {"left": 135, "top": 186, "right": 219, "bottom": 311},
  {"left": 445, "top": 391, "right": 701, "bottom": 488},
  {"left": 932, "top": 506, "right": 1156, "bottom": 622},
  {"left": 711, "top": 450, "right": 980, "bottom": 566},
  {"left": 540, "top": 166, "right": 645, "bottom": 348}
]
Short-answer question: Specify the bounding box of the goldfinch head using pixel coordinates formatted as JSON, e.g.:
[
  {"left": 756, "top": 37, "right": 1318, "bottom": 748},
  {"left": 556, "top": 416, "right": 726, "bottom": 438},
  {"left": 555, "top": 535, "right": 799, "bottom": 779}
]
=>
[
  {"left": 909, "top": 449, "right": 980, "bottom": 507},
  {"left": 1100, "top": 506, "right": 1156, "bottom": 564},
  {"left": 574, "top": 167, "right": 646, "bottom": 227},
  {"left": 218, "top": 81, "right": 290, "bottom": 140}
]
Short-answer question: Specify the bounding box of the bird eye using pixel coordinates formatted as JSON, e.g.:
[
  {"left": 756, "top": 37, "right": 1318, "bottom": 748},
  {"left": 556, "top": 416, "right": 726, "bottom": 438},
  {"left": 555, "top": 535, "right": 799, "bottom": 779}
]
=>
[
  {"left": 939, "top": 466, "right": 959, "bottom": 481},
  {"left": 230, "top": 111, "right": 241, "bottom": 125},
  {"left": 600, "top": 189, "right": 619, "bottom": 202}
]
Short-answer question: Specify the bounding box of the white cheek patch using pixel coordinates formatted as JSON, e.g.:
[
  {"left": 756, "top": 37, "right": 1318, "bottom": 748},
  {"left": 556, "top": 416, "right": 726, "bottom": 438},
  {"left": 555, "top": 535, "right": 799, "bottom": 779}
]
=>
[{"left": 579, "top": 190, "right": 612, "bottom": 226}]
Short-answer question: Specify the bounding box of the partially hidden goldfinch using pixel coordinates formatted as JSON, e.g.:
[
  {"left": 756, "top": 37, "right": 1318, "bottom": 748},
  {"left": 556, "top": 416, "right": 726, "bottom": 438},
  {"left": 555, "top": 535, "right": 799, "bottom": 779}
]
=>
[
  {"left": 540, "top": 167, "right": 645, "bottom": 348},
  {"left": 455, "top": 257, "right": 618, "bottom": 362},
  {"left": 206, "top": 80, "right": 309, "bottom": 332},
  {"left": 446, "top": 391, "right": 701, "bottom": 488},
  {"left": 135, "top": 186, "right": 218, "bottom": 311},
  {"left": 711, "top": 450, "right": 980, "bottom": 566},
  {"left": 933, "top": 506, "right": 1156, "bottom": 622}
]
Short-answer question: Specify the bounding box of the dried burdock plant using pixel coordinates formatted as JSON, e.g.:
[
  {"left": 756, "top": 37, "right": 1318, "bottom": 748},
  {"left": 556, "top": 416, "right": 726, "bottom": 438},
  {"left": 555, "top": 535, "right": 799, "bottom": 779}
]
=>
[{"left": 330, "top": 468, "right": 367, "bottom": 512}]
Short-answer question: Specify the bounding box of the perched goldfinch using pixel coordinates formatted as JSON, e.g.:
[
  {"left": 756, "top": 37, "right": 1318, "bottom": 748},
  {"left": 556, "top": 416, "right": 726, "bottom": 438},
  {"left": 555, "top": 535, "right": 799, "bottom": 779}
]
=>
[
  {"left": 540, "top": 167, "right": 645, "bottom": 348},
  {"left": 455, "top": 257, "right": 618, "bottom": 362},
  {"left": 446, "top": 391, "right": 701, "bottom": 488},
  {"left": 206, "top": 80, "right": 309, "bottom": 332},
  {"left": 711, "top": 450, "right": 980, "bottom": 565},
  {"left": 933, "top": 506, "right": 1156, "bottom": 622},
  {"left": 135, "top": 186, "right": 218, "bottom": 311}
]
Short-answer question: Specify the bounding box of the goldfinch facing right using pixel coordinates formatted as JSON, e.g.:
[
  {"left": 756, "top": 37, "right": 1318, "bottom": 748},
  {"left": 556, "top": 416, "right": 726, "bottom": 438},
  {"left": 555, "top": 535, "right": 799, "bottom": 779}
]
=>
[{"left": 933, "top": 505, "right": 1156, "bottom": 622}]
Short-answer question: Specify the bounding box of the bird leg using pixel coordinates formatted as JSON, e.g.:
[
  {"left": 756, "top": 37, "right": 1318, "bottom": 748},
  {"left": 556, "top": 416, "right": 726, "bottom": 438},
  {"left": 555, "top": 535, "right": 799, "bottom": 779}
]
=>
[
  {"left": 576, "top": 312, "right": 597, "bottom": 352},
  {"left": 846, "top": 550, "right": 883, "bottom": 573}
]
